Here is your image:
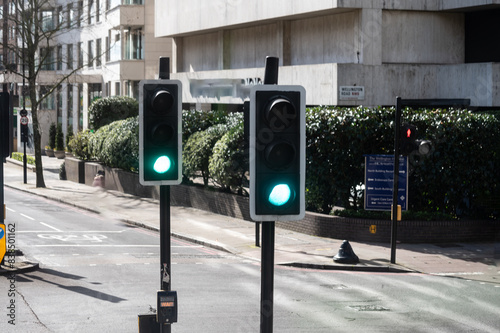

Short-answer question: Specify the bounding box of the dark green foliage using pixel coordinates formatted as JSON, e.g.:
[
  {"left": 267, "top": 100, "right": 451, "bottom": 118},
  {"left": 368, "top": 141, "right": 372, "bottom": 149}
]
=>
[
  {"left": 208, "top": 118, "right": 247, "bottom": 194},
  {"left": 183, "top": 124, "right": 229, "bottom": 186},
  {"left": 88, "top": 96, "right": 138, "bottom": 130},
  {"left": 48, "top": 122, "right": 56, "bottom": 149},
  {"left": 89, "top": 116, "right": 139, "bottom": 172},
  {"left": 403, "top": 108, "right": 500, "bottom": 219},
  {"left": 305, "top": 106, "right": 394, "bottom": 213},
  {"left": 68, "top": 130, "right": 93, "bottom": 161},
  {"left": 306, "top": 106, "right": 500, "bottom": 219},
  {"left": 55, "top": 123, "right": 65, "bottom": 150},
  {"left": 182, "top": 109, "right": 229, "bottom": 143},
  {"left": 66, "top": 125, "right": 73, "bottom": 150}
]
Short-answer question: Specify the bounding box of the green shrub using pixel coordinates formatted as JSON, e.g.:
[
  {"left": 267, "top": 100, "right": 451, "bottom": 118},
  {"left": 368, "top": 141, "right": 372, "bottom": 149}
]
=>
[
  {"left": 11, "top": 152, "right": 35, "bottom": 165},
  {"left": 208, "top": 121, "right": 247, "bottom": 194},
  {"left": 89, "top": 117, "right": 139, "bottom": 172},
  {"left": 404, "top": 108, "right": 500, "bottom": 218},
  {"left": 66, "top": 125, "right": 74, "bottom": 150},
  {"left": 183, "top": 124, "right": 229, "bottom": 185},
  {"left": 48, "top": 122, "right": 56, "bottom": 149},
  {"left": 68, "top": 130, "right": 92, "bottom": 161},
  {"left": 55, "top": 123, "right": 64, "bottom": 150},
  {"left": 305, "top": 106, "right": 394, "bottom": 213},
  {"left": 88, "top": 96, "right": 138, "bottom": 130},
  {"left": 182, "top": 109, "right": 229, "bottom": 143}
]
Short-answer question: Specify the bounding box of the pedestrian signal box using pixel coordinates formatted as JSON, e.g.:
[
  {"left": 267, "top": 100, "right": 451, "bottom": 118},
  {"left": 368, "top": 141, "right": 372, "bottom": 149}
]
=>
[{"left": 157, "top": 290, "right": 177, "bottom": 324}]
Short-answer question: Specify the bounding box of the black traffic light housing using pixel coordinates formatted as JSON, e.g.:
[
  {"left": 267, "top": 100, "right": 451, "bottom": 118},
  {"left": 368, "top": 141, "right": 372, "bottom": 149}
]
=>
[
  {"left": 400, "top": 123, "right": 432, "bottom": 156},
  {"left": 139, "top": 80, "right": 182, "bottom": 186},
  {"left": 249, "top": 85, "right": 305, "bottom": 222}
]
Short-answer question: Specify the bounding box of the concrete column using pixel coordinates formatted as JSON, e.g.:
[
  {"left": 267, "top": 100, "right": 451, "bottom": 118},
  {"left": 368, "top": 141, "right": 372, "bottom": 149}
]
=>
[
  {"left": 277, "top": 21, "right": 291, "bottom": 67},
  {"left": 359, "top": 8, "right": 382, "bottom": 66}
]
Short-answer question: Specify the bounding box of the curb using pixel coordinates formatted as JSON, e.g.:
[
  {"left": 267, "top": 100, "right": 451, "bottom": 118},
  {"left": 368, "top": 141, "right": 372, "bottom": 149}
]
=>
[
  {"left": 0, "top": 261, "right": 40, "bottom": 276},
  {"left": 279, "top": 262, "right": 416, "bottom": 273}
]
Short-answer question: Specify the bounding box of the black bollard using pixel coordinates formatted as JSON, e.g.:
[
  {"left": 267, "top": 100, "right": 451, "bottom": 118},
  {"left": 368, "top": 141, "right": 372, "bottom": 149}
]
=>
[{"left": 333, "top": 240, "right": 359, "bottom": 264}]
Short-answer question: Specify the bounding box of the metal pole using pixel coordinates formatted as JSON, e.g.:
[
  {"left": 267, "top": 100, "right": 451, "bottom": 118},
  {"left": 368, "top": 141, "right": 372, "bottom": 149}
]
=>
[
  {"left": 158, "top": 56, "right": 171, "bottom": 333},
  {"left": 255, "top": 222, "right": 260, "bottom": 247},
  {"left": 260, "top": 221, "right": 275, "bottom": 333},
  {"left": 391, "top": 97, "right": 402, "bottom": 264},
  {"left": 159, "top": 185, "right": 171, "bottom": 333},
  {"left": 23, "top": 42, "right": 27, "bottom": 184},
  {"left": 260, "top": 56, "right": 279, "bottom": 333}
]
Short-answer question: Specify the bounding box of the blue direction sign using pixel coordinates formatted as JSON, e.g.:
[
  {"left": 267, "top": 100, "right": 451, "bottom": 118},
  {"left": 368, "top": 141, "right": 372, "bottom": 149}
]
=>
[{"left": 364, "top": 155, "right": 408, "bottom": 211}]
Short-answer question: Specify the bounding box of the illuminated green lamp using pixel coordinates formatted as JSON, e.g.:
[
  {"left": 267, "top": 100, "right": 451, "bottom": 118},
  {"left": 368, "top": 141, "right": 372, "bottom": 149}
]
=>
[
  {"left": 153, "top": 156, "right": 172, "bottom": 174},
  {"left": 268, "top": 184, "right": 292, "bottom": 206}
]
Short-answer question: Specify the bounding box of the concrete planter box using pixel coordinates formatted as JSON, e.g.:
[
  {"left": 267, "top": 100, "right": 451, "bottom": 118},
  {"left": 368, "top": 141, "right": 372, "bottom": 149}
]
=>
[{"left": 65, "top": 157, "right": 85, "bottom": 184}]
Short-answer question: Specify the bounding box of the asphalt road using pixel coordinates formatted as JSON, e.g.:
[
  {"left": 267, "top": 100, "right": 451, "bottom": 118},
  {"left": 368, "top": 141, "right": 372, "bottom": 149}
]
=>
[{"left": 1, "top": 188, "right": 500, "bottom": 332}]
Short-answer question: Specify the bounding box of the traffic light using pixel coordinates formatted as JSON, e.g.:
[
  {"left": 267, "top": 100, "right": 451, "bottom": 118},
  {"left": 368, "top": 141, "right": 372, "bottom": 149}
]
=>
[
  {"left": 139, "top": 80, "right": 182, "bottom": 185},
  {"left": 400, "top": 123, "right": 418, "bottom": 156},
  {"left": 1, "top": 92, "right": 10, "bottom": 159},
  {"left": 400, "top": 123, "right": 432, "bottom": 156},
  {"left": 249, "top": 85, "right": 306, "bottom": 221}
]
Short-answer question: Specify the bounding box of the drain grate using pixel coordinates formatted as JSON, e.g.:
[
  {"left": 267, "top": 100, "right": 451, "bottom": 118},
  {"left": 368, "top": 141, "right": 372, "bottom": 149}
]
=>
[{"left": 348, "top": 305, "right": 390, "bottom": 312}]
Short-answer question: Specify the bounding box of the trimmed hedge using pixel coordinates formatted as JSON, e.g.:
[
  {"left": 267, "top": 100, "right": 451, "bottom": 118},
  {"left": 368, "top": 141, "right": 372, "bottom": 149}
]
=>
[
  {"left": 88, "top": 117, "right": 139, "bottom": 172},
  {"left": 69, "top": 106, "right": 499, "bottom": 219},
  {"left": 88, "top": 96, "right": 139, "bottom": 130},
  {"left": 68, "top": 130, "right": 93, "bottom": 161}
]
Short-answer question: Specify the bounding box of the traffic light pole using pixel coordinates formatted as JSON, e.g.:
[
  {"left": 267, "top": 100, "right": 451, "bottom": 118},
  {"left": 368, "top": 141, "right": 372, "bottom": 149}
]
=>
[
  {"left": 259, "top": 56, "right": 279, "bottom": 333},
  {"left": 159, "top": 57, "right": 172, "bottom": 333},
  {"left": 391, "top": 98, "right": 402, "bottom": 264},
  {"left": 159, "top": 185, "right": 171, "bottom": 333},
  {"left": 260, "top": 221, "right": 275, "bottom": 332}
]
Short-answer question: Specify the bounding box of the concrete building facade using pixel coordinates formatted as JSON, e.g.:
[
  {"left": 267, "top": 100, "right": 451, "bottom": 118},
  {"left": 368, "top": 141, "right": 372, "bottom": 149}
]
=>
[
  {"left": 155, "top": 0, "right": 500, "bottom": 109},
  {"left": 1, "top": 0, "right": 171, "bottom": 152}
]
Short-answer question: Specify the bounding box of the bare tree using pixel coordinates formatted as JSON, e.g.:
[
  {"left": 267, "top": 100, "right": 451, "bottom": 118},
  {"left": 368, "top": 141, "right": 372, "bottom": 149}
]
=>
[{"left": 1, "top": 0, "right": 99, "bottom": 187}]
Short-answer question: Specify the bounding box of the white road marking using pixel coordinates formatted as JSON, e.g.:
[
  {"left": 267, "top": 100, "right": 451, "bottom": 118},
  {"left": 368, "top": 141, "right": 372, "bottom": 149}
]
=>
[
  {"left": 6, "top": 207, "right": 15, "bottom": 212},
  {"left": 40, "top": 222, "right": 62, "bottom": 232},
  {"left": 17, "top": 230, "right": 127, "bottom": 233},
  {"left": 31, "top": 244, "right": 158, "bottom": 247},
  {"left": 20, "top": 213, "right": 35, "bottom": 220}
]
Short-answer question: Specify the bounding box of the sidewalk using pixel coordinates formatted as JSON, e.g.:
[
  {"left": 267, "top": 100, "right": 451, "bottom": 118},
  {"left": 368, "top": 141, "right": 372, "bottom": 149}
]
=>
[{"left": 2, "top": 156, "right": 499, "bottom": 284}]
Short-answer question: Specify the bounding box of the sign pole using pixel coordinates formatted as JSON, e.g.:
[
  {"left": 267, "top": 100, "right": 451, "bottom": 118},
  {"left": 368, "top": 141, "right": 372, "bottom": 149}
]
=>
[{"left": 391, "top": 97, "right": 402, "bottom": 264}]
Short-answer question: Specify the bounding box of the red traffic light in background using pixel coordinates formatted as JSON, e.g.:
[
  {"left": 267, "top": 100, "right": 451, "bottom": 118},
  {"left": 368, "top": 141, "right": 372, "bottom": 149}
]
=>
[{"left": 400, "top": 123, "right": 432, "bottom": 156}]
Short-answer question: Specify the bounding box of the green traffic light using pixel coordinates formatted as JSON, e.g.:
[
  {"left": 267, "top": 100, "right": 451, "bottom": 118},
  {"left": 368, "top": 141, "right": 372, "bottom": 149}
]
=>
[
  {"left": 268, "top": 184, "right": 292, "bottom": 206},
  {"left": 154, "top": 156, "right": 172, "bottom": 174}
]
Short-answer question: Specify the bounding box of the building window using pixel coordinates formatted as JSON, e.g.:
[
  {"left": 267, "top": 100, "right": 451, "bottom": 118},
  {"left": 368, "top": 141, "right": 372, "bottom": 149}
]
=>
[
  {"left": 57, "top": 45, "right": 62, "bottom": 70},
  {"left": 67, "top": 3, "right": 73, "bottom": 29},
  {"left": 40, "top": 47, "right": 55, "bottom": 70},
  {"left": 40, "top": 86, "right": 55, "bottom": 110},
  {"left": 115, "top": 82, "right": 120, "bottom": 96},
  {"left": 105, "top": 36, "right": 110, "bottom": 62},
  {"left": 41, "top": 10, "right": 54, "bottom": 32},
  {"left": 67, "top": 44, "right": 73, "bottom": 70},
  {"left": 88, "top": 0, "right": 95, "bottom": 24},
  {"left": 96, "top": 0, "right": 101, "bottom": 22},
  {"left": 109, "top": 31, "right": 121, "bottom": 61},
  {"left": 88, "top": 40, "right": 94, "bottom": 68},
  {"left": 96, "top": 38, "right": 102, "bottom": 66},
  {"left": 78, "top": 42, "right": 83, "bottom": 68},
  {"left": 78, "top": 1, "right": 83, "bottom": 28},
  {"left": 125, "top": 28, "right": 143, "bottom": 60}
]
